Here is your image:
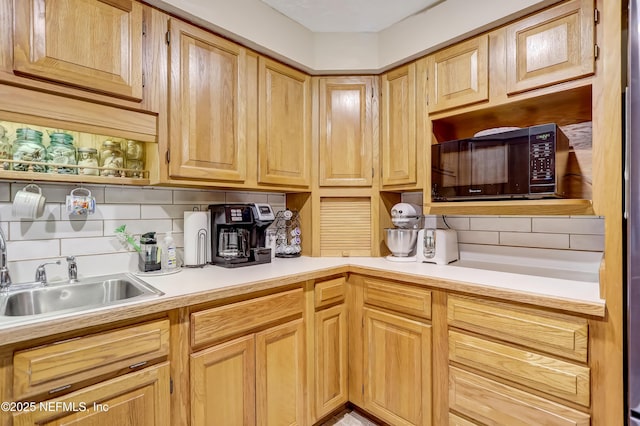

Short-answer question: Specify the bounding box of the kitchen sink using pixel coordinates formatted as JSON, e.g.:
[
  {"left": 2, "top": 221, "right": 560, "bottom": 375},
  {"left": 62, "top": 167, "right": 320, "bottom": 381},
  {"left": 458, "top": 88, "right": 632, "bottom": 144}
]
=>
[{"left": 0, "top": 273, "right": 164, "bottom": 318}]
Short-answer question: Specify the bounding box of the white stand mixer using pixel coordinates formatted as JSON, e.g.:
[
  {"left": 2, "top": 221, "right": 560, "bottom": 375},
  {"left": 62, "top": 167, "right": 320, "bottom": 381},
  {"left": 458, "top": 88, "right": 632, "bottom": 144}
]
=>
[{"left": 384, "top": 203, "right": 422, "bottom": 262}]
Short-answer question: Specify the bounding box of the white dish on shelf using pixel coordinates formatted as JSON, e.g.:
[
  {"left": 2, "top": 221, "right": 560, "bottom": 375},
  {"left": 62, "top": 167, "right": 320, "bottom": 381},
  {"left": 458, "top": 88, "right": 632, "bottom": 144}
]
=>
[{"left": 473, "top": 127, "right": 521, "bottom": 137}]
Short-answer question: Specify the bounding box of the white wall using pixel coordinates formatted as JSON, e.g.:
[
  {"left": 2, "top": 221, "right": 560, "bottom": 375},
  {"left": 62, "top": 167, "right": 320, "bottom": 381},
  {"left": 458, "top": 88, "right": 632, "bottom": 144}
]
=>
[{"left": 148, "top": 0, "right": 557, "bottom": 72}]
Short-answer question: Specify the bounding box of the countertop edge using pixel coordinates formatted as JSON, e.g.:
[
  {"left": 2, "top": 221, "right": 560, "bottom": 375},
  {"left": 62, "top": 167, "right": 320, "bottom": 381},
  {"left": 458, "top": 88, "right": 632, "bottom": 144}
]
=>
[{"left": 0, "top": 262, "right": 604, "bottom": 346}]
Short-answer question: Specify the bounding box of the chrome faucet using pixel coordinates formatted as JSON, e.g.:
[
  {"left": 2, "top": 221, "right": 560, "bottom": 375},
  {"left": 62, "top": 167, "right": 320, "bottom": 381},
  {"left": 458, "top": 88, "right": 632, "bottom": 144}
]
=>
[
  {"left": 35, "top": 260, "right": 61, "bottom": 285},
  {"left": 0, "top": 228, "right": 11, "bottom": 291},
  {"left": 66, "top": 256, "right": 78, "bottom": 283}
]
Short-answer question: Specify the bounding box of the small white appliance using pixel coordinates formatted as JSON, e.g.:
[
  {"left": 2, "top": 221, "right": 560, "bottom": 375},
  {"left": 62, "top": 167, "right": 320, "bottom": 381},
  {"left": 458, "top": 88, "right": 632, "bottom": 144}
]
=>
[
  {"left": 416, "top": 228, "right": 459, "bottom": 265},
  {"left": 384, "top": 203, "right": 422, "bottom": 262}
]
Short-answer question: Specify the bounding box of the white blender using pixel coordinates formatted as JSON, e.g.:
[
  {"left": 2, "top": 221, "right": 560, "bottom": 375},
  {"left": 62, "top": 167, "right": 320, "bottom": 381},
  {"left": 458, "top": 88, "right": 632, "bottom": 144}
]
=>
[{"left": 384, "top": 203, "right": 422, "bottom": 262}]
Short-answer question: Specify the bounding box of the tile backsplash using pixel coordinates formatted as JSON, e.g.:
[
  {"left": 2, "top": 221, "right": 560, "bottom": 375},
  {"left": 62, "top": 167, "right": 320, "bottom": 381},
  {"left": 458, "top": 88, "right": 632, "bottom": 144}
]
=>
[
  {"left": 0, "top": 182, "right": 286, "bottom": 283},
  {"left": 402, "top": 192, "right": 605, "bottom": 253}
]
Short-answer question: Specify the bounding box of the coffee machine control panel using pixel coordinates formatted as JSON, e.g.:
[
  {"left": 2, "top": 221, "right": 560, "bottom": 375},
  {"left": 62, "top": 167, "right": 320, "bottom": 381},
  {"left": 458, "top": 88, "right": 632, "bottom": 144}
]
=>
[
  {"left": 225, "top": 206, "right": 253, "bottom": 223},
  {"left": 253, "top": 203, "right": 275, "bottom": 222}
]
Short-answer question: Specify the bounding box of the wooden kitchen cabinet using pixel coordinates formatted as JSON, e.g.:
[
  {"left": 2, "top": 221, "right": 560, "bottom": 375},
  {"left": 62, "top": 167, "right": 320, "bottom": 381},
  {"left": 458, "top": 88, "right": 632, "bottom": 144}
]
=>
[
  {"left": 13, "top": 362, "right": 170, "bottom": 426},
  {"left": 427, "top": 34, "right": 489, "bottom": 113},
  {"left": 318, "top": 76, "right": 375, "bottom": 187},
  {"left": 258, "top": 57, "right": 311, "bottom": 188},
  {"left": 505, "top": 0, "right": 595, "bottom": 95},
  {"left": 167, "top": 18, "right": 248, "bottom": 183},
  {"left": 4, "top": 0, "right": 143, "bottom": 102},
  {"left": 190, "top": 287, "right": 305, "bottom": 426}
]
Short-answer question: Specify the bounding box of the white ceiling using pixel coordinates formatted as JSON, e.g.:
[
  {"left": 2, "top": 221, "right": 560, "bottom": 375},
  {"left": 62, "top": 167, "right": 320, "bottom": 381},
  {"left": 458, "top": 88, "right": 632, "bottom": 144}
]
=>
[{"left": 260, "top": 0, "right": 444, "bottom": 33}]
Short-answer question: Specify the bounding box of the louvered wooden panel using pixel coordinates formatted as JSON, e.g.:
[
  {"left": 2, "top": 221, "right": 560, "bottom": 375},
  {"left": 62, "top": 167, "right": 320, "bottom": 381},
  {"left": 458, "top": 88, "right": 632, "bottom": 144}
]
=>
[{"left": 320, "top": 197, "right": 372, "bottom": 256}]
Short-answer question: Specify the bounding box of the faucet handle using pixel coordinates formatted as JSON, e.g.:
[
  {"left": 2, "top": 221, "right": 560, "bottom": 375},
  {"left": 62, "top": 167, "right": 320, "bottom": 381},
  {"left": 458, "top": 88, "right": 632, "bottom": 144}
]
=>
[
  {"left": 66, "top": 256, "right": 78, "bottom": 283},
  {"left": 35, "top": 260, "right": 61, "bottom": 285}
]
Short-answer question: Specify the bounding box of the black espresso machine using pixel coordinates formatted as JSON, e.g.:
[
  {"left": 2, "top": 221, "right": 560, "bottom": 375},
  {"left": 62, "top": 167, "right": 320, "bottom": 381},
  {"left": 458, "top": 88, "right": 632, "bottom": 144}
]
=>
[{"left": 208, "top": 203, "right": 275, "bottom": 267}]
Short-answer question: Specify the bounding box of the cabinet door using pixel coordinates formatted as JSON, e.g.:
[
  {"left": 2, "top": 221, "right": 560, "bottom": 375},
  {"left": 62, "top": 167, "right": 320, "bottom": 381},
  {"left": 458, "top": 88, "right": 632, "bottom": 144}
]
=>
[
  {"left": 12, "top": 0, "right": 143, "bottom": 101},
  {"left": 13, "top": 362, "right": 170, "bottom": 426},
  {"left": 427, "top": 35, "right": 489, "bottom": 113},
  {"left": 168, "top": 18, "right": 247, "bottom": 182},
  {"left": 505, "top": 0, "right": 595, "bottom": 95},
  {"left": 256, "top": 318, "right": 305, "bottom": 426},
  {"left": 315, "top": 304, "right": 348, "bottom": 420},
  {"left": 364, "top": 308, "right": 432, "bottom": 426},
  {"left": 381, "top": 63, "right": 417, "bottom": 187},
  {"left": 318, "top": 77, "right": 374, "bottom": 187},
  {"left": 190, "top": 335, "right": 256, "bottom": 426},
  {"left": 258, "top": 57, "right": 311, "bottom": 187}
]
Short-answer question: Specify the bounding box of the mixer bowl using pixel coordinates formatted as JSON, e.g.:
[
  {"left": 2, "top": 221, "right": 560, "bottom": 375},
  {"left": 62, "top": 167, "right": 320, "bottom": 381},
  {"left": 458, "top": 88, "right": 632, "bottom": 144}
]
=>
[{"left": 385, "top": 228, "right": 418, "bottom": 257}]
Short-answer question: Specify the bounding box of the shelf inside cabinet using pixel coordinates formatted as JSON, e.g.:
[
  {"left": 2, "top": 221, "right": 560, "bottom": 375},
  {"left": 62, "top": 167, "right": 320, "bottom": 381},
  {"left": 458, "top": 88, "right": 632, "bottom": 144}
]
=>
[
  {"left": 425, "top": 199, "right": 594, "bottom": 216},
  {"left": 430, "top": 85, "right": 592, "bottom": 142},
  {"left": 0, "top": 170, "right": 150, "bottom": 186}
]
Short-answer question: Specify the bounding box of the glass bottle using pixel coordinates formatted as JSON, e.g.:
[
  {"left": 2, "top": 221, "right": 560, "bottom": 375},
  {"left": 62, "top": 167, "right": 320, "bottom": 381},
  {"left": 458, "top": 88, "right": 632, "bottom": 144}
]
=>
[
  {"left": 77, "top": 147, "right": 99, "bottom": 176},
  {"left": 125, "top": 140, "right": 144, "bottom": 178},
  {"left": 46, "top": 132, "right": 77, "bottom": 174},
  {"left": 99, "top": 140, "right": 124, "bottom": 177},
  {"left": 0, "top": 125, "right": 11, "bottom": 170},
  {"left": 12, "top": 128, "right": 47, "bottom": 172}
]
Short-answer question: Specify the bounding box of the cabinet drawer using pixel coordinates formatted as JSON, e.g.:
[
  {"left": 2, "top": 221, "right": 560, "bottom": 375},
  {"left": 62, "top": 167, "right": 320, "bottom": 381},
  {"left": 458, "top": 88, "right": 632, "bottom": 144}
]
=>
[
  {"left": 315, "top": 277, "right": 346, "bottom": 308},
  {"left": 449, "top": 331, "right": 590, "bottom": 406},
  {"left": 191, "top": 288, "right": 303, "bottom": 348},
  {"left": 363, "top": 277, "right": 431, "bottom": 319},
  {"left": 447, "top": 295, "right": 588, "bottom": 362},
  {"left": 13, "top": 319, "right": 170, "bottom": 400},
  {"left": 449, "top": 367, "right": 590, "bottom": 426}
]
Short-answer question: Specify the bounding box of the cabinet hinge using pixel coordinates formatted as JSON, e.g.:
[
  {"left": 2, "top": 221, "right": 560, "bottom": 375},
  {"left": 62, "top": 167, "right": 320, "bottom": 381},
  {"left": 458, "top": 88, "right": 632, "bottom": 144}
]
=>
[
  {"left": 142, "top": 73, "right": 146, "bottom": 88},
  {"left": 166, "top": 30, "right": 171, "bottom": 45},
  {"left": 595, "top": 44, "right": 600, "bottom": 60},
  {"left": 594, "top": 8, "right": 600, "bottom": 24},
  {"left": 166, "top": 149, "right": 170, "bottom": 164},
  {"left": 372, "top": 168, "right": 374, "bottom": 178},
  {"left": 170, "top": 377, "right": 174, "bottom": 394},
  {"left": 142, "top": 19, "right": 147, "bottom": 36}
]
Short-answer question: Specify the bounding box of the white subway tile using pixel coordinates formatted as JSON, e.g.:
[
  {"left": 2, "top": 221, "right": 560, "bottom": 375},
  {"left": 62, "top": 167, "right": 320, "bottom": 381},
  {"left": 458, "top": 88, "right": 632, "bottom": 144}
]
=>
[
  {"left": 173, "top": 219, "right": 185, "bottom": 232},
  {"left": 173, "top": 189, "right": 225, "bottom": 204},
  {"left": 471, "top": 217, "right": 531, "bottom": 232},
  {"left": 61, "top": 236, "right": 132, "bottom": 256},
  {"left": 442, "top": 216, "right": 470, "bottom": 230},
  {"left": 71, "top": 252, "right": 138, "bottom": 278},
  {"left": 105, "top": 187, "right": 173, "bottom": 204},
  {"left": 457, "top": 230, "right": 499, "bottom": 245},
  {"left": 401, "top": 192, "right": 423, "bottom": 206},
  {"left": 10, "top": 220, "right": 103, "bottom": 240},
  {"left": 570, "top": 234, "right": 605, "bottom": 251},
  {"left": 141, "top": 204, "right": 200, "bottom": 219},
  {"left": 267, "top": 193, "right": 286, "bottom": 205},
  {"left": 7, "top": 257, "right": 70, "bottom": 283},
  {"left": 225, "top": 192, "right": 268, "bottom": 203},
  {"left": 0, "top": 182, "right": 11, "bottom": 201},
  {"left": 0, "top": 202, "right": 60, "bottom": 221},
  {"left": 7, "top": 239, "right": 60, "bottom": 261},
  {"left": 532, "top": 217, "right": 604, "bottom": 235},
  {"left": 500, "top": 232, "right": 569, "bottom": 249},
  {"left": 103, "top": 219, "right": 173, "bottom": 236},
  {"left": 12, "top": 183, "right": 105, "bottom": 203}
]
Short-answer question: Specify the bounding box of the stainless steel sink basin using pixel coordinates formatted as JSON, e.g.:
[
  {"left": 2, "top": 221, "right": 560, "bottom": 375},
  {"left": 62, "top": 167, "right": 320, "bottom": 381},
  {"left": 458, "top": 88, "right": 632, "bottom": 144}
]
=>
[{"left": 0, "top": 273, "right": 164, "bottom": 319}]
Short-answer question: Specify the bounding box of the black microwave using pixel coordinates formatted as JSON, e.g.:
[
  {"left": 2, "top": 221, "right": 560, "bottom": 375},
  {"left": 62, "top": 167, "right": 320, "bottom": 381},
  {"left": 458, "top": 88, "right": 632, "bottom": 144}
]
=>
[{"left": 431, "top": 123, "right": 569, "bottom": 201}]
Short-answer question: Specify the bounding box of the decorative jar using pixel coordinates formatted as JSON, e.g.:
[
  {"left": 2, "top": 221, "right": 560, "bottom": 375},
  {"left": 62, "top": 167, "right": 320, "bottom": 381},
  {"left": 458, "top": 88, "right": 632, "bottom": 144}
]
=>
[
  {"left": 77, "top": 147, "right": 99, "bottom": 176},
  {"left": 0, "top": 125, "right": 11, "bottom": 170},
  {"left": 12, "top": 128, "right": 46, "bottom": 172},
  {"left": 99, "top": 140, "right": 124, "bottom": 177},
  {"left": 46, "top": 132, "right": 77, "bottom": 174}
]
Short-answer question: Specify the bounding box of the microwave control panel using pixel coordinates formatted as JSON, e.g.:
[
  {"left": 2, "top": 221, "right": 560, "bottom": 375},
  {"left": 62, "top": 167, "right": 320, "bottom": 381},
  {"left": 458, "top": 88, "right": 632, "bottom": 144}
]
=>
[{"left": 529, "top": 131, "right": 556, "bottom": 188}]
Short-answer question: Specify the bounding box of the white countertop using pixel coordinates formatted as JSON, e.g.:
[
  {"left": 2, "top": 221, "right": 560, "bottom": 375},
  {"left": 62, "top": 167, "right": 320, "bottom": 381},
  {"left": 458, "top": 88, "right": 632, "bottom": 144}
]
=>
[{"left": 0, "top": 250, "right": 605, "bottom": 343}]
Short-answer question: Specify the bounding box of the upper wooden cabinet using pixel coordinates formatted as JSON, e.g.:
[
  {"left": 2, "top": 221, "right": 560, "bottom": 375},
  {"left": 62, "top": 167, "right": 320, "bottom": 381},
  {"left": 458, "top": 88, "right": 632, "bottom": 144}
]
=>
[
  {"left": 380, "top": 62, "right": 419, "bottom": 188},
  {"left": 167, "top": 18, "right": 248, "bottom": 183},
  {"left": 505, "top": 0, "right": 595, "bottom": 95},
  {"left": 318, "top": 76, "right": 375, "bottom": 187},
  {"left": 427, "top": 35, "right": 489, "bottom": 113},
  {"left": 11, "top": 0, "right": 143, "bottom": 101},
  {"left": 258, "top": 57, "right": 311, "bottom": 188}
]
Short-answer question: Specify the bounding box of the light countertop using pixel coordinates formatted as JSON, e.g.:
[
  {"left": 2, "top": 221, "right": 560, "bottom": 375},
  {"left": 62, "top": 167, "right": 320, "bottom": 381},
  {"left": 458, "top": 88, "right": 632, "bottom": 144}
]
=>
[{"left": 0, "top": 251, "right": 605, "bottom": 345}]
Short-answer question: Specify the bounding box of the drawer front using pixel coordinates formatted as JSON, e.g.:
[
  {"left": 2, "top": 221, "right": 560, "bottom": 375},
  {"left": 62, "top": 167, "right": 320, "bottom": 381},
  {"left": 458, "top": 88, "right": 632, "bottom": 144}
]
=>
[
  {"left": 363, "top": 277, "right": 431, "bottom": 319},
  {"left": 315, "top": 277, "right": 346, "bottom": 308},
  {"left": 14, "top": 319, "right": 170, "bottom": 400},
  {"left": 449, "top": 367, "right": 590, "bottom": 426},
  {"left": 449, "top": 331, "right": 590, "bottom": 406},
  {"left": 191, "top": 287, "right": 303, "bottom": 348},
  {"left": 448, "top": 295, "right": 588, "bottom": 362}
]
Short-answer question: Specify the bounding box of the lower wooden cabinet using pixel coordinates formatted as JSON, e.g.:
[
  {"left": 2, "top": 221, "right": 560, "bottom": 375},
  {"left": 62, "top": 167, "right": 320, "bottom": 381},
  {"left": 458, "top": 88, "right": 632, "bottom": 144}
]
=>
[
  {"left": 363, "top": 307, "right": 432, "bottom": 426},
  {"left": 190, "top": 318, "right": 305, "bottom": 426},
  {"left": 314, "top": 304, "right": 348, "bottom": 420},
  {"left": 12, "top": 362, "right": 170, "bottom": 426}
]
